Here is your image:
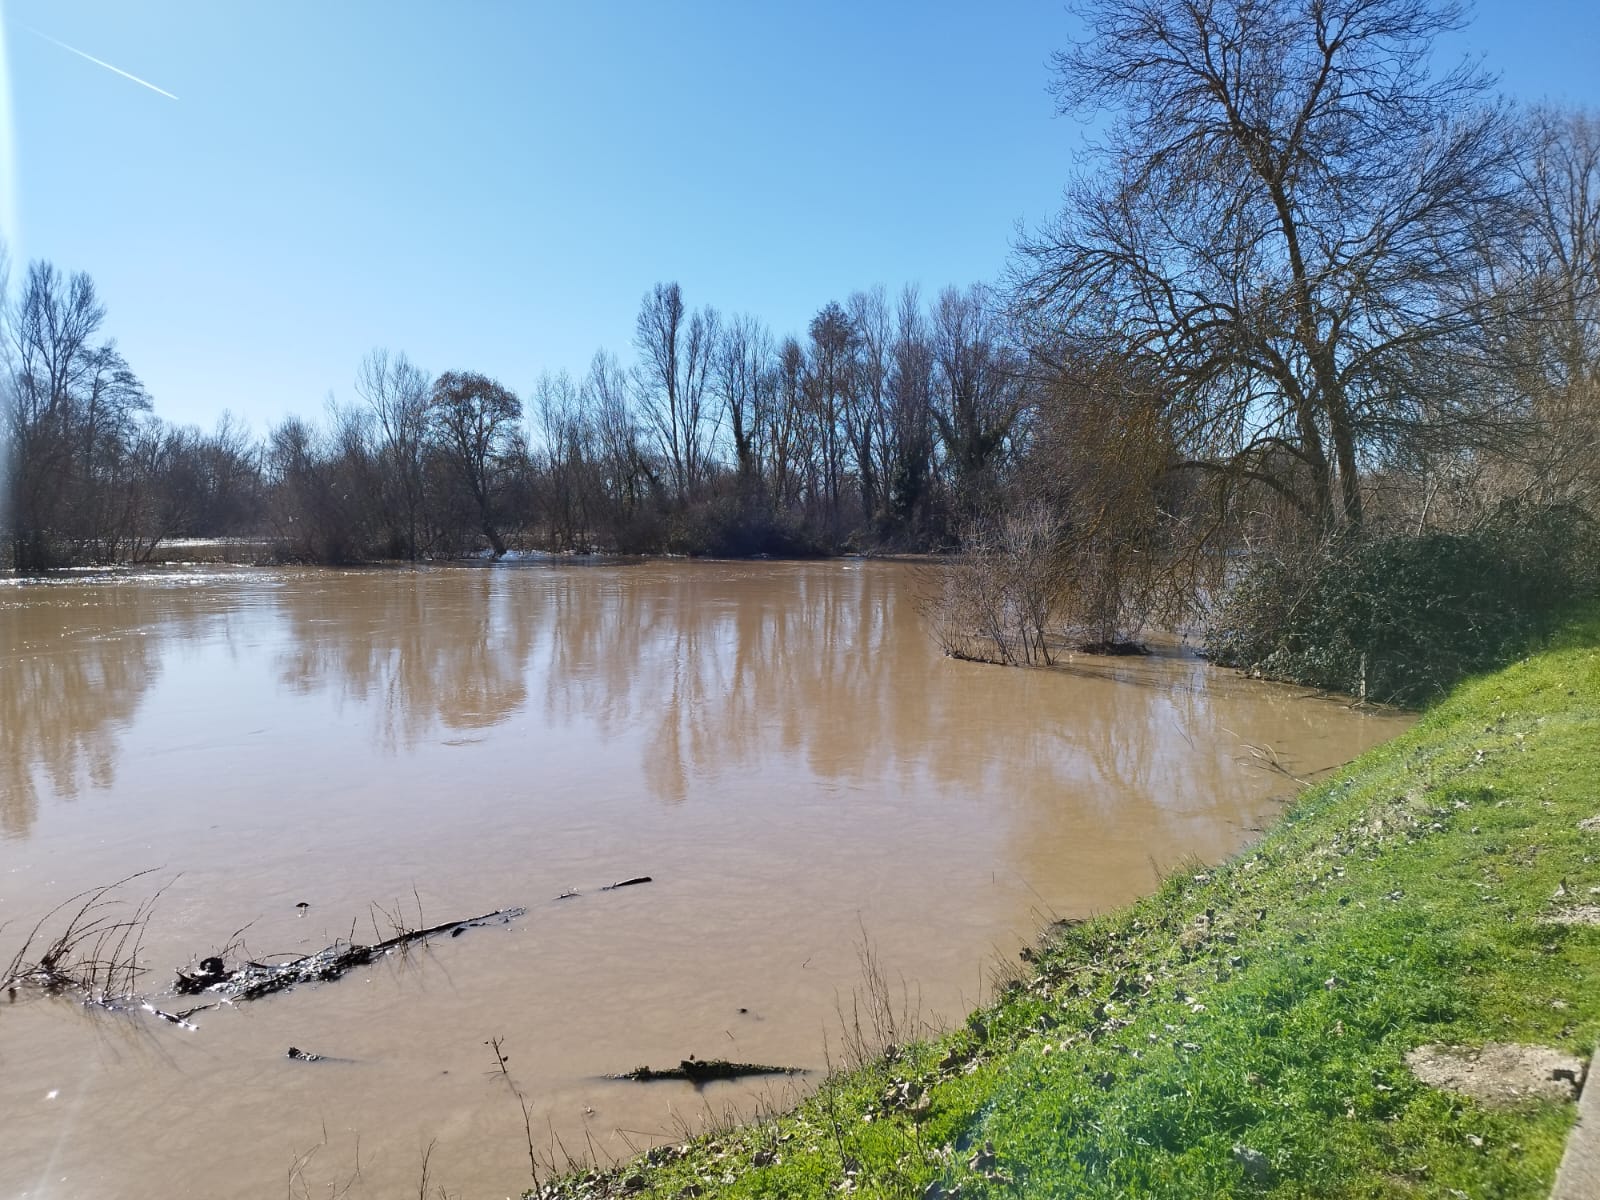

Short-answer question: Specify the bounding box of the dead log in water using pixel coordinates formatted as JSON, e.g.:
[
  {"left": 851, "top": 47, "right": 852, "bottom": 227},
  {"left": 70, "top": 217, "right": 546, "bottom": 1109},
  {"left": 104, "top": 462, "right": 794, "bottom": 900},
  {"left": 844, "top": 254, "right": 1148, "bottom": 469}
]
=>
[
  {"left": 611, "top": 1057, "right": 803, "bottom": 1083},
  {"left": 174, "top": 907, "right": 527, "bottom": 1001},
  {"left": 555, "top": 875, "right": 653, "bottom": 901}
]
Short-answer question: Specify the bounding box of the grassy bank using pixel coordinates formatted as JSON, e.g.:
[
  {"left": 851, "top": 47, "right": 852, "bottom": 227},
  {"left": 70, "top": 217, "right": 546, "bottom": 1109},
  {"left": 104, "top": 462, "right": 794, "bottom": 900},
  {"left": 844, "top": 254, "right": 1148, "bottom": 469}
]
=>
[{"left": 540, "top": 606, "right": 1600, "bottom": 1199}]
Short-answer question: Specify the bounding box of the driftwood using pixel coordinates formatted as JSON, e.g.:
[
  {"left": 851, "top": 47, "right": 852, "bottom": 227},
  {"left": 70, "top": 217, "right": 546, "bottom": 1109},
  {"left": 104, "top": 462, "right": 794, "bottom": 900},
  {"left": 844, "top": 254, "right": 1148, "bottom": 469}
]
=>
[
  {"left": 555, "top": 876, "right": 653, "bottom": 901},
  {"left": 286, "top": 1046, "right": 352, "bottom": 1063},
  {"left": 611, "top": 1057, "right": 803, "bottom": 1083},
  {"left": 174, "top": 907, "right": 527, "bottom": 1002}
]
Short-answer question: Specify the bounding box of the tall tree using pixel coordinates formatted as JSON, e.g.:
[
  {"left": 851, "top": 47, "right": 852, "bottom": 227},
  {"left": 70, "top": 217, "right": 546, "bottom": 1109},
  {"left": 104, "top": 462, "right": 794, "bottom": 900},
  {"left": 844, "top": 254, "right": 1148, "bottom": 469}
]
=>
[
  {"left": 715, "top": 313, "right": 772, "bottom": 496},
  {"left": 4, "top": 262, "right": 150, "bottom": 569},
  {"left": 633, "top": 282, "right": 718, "bottom": 504},
  {"left": 355, "top": 348, "right": 431, "bottom": 559},
  {"left": 769, "top": 337, "right": 811, "bottom": 514},
  {"left": 846, "top": 287, "right": 893, "bottom": 528},
  {"left": 930, "top": 284, "right": 1023, "bottom": 517},
  {"left": 885, "top": 285, "right": 937, "bottom": 537},
  {"left": 1489, "top": 105, "right": 1600, "bottom": 509},
  {"left": 429, "top": 370, "right": 522, "bottom": 557},
  {"left": 586, "top": 349, "right": 651, "bottom": 521},
  {"left": 807, "top": 301, "right": 855, "bottom": 539},
  {"left": 1017, "top": 0, "right": 1518, "bottom": 531}
]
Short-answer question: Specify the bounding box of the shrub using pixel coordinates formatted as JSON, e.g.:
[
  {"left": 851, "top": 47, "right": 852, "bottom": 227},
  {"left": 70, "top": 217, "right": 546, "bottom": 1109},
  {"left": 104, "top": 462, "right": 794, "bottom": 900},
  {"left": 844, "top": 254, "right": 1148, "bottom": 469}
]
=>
[
  {"left": 1204, "top": 503, "right": 1600, "bottom": 706},
  {"left": 663, "top": 497, "right": 829, "bottom": 558}
]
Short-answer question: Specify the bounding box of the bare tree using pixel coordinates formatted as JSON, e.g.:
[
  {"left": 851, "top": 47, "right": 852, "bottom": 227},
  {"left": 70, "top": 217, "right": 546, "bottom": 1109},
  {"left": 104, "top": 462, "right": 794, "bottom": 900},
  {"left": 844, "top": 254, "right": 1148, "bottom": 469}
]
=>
[
  {"left": 884, "top": 286, "right": 937, "bottom": 538},
  {"left": 807, "top": 301, "right": 856, "bottom": 539},
  {"left": 429, "top": 371, "right": 522, "bottom": 557},
  {"left": 633, "top": 282, "right": 718, "bottom": 503},
  {"left": 846, "top": 287, "right": 893, "bottom": 528},
  {"left": 5, "top": 262, "right": 151, "bottom": 569},
  {"left": 715, "top": 313, "right": 772, "bottom": 496},
  {"left": 532, "top": 369, "right": 600, "bottom": 551},
  {"left": 586, "top": 349, "right": 652, "bottom": 522},
  {"left": 355, "top": 348, "right": 431, "bottom": 559},
  {"left": 1490, "top": 105, "right": 1600, "bottom": 511},
  {"left": 767, "top": 337, "right": 811, "bottom": 515},
  {"left": 1017, "top": 0, "right": 1520, "bottom": 533},
  {"left": 931, "top": 284, "right": 1024, "bottom": 518}
]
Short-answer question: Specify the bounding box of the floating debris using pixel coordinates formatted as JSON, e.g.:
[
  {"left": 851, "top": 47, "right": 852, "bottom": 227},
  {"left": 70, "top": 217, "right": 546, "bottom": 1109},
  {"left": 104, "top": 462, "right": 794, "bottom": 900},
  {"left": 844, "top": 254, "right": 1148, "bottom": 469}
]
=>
[
  {"left": 174, "top": 907, "right": 527, "bottom": 1002},
  {"left": 610, "top": 1057, "right": 802, "bottom": 1083}
]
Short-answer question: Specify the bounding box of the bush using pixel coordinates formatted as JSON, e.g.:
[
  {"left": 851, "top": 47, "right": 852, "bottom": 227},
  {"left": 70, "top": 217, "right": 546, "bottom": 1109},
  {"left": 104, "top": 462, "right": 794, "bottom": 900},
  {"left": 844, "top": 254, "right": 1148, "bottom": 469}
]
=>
[
  {"left": 1204, "top": 504, "right": 1600, "bottom": 706},
  {"left": 928, "top": 506, "right": 1069, "bottom": 666},
  {"left": 662, "top": 497, "right": 829, "bottom": 558}
]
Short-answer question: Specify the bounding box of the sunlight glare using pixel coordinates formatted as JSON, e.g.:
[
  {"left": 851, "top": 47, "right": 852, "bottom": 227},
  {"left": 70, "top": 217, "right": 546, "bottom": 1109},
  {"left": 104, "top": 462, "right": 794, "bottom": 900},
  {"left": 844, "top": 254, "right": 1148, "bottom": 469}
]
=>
[
  {"left": 0, "top": 0, "right": 13, "bottom": 562},
  {"left": 0, "top": 0, "right": 19, "bottom": 261}
]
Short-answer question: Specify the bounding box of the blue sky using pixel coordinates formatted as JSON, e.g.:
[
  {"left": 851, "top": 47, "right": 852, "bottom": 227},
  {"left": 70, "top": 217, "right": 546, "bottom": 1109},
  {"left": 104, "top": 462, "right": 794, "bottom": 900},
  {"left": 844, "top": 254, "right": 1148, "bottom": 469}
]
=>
[{"left": 2, "top": 0, "right": 1597, "bottom": 434}]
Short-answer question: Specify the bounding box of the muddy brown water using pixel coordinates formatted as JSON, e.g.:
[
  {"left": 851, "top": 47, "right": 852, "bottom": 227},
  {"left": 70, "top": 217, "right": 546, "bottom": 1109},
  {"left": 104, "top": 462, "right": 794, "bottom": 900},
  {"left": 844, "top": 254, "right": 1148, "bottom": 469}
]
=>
[{"left": 0, "top": 560, "right": 1408, "bottom": 1198}]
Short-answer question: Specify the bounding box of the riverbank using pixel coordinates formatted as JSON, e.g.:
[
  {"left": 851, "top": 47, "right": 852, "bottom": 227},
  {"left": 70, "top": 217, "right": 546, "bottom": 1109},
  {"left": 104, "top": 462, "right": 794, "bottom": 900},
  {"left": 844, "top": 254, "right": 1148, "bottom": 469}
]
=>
[{"left": 539, "top": 603, "right": 1600, "bottom": 1199}]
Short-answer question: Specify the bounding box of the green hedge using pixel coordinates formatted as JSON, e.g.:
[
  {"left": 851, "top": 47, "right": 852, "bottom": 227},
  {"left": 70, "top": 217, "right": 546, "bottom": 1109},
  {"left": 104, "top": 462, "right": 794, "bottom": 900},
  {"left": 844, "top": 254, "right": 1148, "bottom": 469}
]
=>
[{"left": 1204, "top": 504, "right": 1600, "bottom": 706}]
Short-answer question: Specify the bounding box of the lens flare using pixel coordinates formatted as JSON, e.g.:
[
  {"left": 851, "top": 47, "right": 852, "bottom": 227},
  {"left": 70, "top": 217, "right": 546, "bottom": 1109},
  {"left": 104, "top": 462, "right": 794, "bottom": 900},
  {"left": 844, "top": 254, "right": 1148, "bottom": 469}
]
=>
[
  {"left": 0, "top": 0, "right": 19, "bottom": 260},
  {"left": 0, "top": 2, "right": 12, "bottom": 566}
]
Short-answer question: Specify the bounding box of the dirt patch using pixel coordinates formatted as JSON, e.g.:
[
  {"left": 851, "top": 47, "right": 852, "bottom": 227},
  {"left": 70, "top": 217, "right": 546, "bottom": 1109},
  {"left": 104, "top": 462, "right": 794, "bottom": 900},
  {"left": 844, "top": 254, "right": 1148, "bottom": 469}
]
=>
[
  {"left": 1579, "top": 815, "right": 1600, "bottom": 833},
  {"left": 1406, "top": 1042, "right": 1586, "bottom": 1106},
  {"left": 1541, "top": 905, "right": 1600, "bottom": 926}
]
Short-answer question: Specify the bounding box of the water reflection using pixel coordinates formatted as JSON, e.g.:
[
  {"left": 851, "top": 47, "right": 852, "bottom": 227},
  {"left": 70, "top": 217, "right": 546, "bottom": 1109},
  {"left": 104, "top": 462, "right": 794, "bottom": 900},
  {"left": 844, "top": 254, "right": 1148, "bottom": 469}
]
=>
[
  {"left": 0, "top": 586, "right": 173, "bottom": 836},
  {"left": 1, "top": 563, "right": 1388, "bottom": 850},
  {"left": 271, "top": 567, "right": 539, "bottom": 748},
  {"left": 514, "top": 564, "right": 1277, "bottom": 815}
]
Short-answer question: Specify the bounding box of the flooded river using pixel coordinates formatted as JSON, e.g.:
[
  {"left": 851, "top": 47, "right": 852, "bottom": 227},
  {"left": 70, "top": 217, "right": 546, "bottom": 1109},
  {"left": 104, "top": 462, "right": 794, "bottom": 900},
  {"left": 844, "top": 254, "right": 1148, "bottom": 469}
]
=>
[{"left": 0, "top": 560, "right": 1407, "bottom": 1198}]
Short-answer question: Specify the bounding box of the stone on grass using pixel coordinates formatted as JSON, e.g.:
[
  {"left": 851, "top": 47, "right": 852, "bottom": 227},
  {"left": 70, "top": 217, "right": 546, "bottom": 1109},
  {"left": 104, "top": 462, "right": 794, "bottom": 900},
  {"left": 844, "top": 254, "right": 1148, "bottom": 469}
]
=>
[
  {"left": 1540, "top": 905, "right": 1600, "bottom": 926},
  {"left": 1406, "top": 1043, "right": 1585, "bottom": 1106},
  {"left": 1231, "top": 1144, "right": 1272, "bottom": 1184}
]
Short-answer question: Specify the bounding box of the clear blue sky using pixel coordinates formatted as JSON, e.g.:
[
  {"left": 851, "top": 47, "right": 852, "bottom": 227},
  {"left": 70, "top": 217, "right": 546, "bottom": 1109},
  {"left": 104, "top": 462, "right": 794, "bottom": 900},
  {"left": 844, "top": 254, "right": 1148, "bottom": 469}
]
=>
[{"left": 2, "top": 0, "right": 1597, "bottom": 434}]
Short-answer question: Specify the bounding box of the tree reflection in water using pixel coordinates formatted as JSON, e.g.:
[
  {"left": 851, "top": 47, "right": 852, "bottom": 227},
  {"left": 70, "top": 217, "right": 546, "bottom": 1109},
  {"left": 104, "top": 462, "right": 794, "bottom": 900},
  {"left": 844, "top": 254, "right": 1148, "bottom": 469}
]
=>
[
  {"left": 0, "top": 580, "right": 207, "bottom": 837},
  {"left": 2, "top": 562, "right": 1388, "bottom": 874}
]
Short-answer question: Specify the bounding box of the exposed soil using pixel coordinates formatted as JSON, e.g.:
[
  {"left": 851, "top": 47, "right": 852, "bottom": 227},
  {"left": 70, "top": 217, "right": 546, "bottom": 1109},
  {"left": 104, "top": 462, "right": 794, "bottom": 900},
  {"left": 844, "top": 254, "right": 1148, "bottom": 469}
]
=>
[
  {"left": 1540, "top": 904, "right": 1600, "bottom": 926},
  {"left": 1406, "top": 1042, "right": 1587, "bottom": 1106}
]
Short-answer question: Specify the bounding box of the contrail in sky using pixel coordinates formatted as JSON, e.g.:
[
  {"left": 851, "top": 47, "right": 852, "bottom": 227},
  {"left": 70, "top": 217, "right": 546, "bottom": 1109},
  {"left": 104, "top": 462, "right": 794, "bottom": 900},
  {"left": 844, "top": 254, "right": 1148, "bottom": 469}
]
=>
[{"left": 25, "top": 26, "right": 179, "bottom": 100}]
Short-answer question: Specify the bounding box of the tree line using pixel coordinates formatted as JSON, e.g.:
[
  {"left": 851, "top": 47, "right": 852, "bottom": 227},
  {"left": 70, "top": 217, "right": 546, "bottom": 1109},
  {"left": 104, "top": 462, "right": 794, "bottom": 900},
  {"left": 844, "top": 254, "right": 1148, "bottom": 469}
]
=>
[{"left": 1, "top": 260, "right": 1036, "bottom": 569}]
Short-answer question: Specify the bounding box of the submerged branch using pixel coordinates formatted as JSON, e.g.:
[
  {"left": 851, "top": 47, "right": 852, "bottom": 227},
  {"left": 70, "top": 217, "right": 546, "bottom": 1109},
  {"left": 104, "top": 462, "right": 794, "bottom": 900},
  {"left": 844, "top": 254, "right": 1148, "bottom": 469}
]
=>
[
  {"left": 610, "top": 1058, "right": 804, "bottom": 1084},
  {"left": 174, "top": 906, "right": 527, "bottom": 1002}
]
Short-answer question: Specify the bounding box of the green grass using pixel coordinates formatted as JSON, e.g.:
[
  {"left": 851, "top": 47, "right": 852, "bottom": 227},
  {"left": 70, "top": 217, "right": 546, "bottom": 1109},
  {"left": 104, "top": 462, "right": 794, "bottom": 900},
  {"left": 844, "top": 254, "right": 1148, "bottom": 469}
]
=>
[{"left": 538, "top": 605, "right": 1600, "bottom": 1199}]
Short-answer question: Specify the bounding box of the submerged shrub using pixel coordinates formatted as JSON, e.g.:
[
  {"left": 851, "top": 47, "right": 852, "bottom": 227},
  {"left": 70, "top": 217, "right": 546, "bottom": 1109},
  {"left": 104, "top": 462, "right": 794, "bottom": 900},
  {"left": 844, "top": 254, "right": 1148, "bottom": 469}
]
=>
[{"left": 1205, "top": 503, "right": 1600, "bottom": 706}]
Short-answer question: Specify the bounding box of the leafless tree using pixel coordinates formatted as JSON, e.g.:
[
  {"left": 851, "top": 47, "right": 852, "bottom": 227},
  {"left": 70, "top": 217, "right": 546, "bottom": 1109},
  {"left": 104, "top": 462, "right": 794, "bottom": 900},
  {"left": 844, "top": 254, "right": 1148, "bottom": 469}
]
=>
[
  {"left": 1486, "top": 105, "right": 1600, "bottom": 512},
  {"left": 846, "top": 287, "right": 893, "bottom": 528},
  {"left": 931, "top": 284, "right": 1024, "bottom": 517},
  {"left": 715, "top": 312, "right": 773, "bottom": 496},
  {"left": 884, "top": 286, "right": 937, "bottom": 538},
  {"left": 428, "top": 370, "right": 522, "bottom": 557},
  {"left": 586, "top": 349, "right": 653, "bottom": 522},
  {"left": 767, "top": 336, "right": 812, "bottom": 515},
  {"left": 5, "top": 261, "right": 151, "bottom": 569},
  {"left": 532, "top": 369, "right": 601, "bottom": 551},
  {"left": 355, "top": 348, "right": 431, "bottom": 558},
  {"left": 807, "top": 301, "right": 856, "bottom": 539},
  {"left": 633, "top": 282, "right": 718, "bottom": 504},
  {"left": 1016, "top": 0, "right": 1521, "bottom": 533}
]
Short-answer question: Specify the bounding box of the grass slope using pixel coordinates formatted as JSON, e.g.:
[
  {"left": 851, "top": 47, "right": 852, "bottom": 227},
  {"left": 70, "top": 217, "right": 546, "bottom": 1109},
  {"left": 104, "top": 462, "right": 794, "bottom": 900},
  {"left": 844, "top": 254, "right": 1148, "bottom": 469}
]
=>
[{"left": 539, "top": 606, "right": 1600, "bottom": 1199}]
